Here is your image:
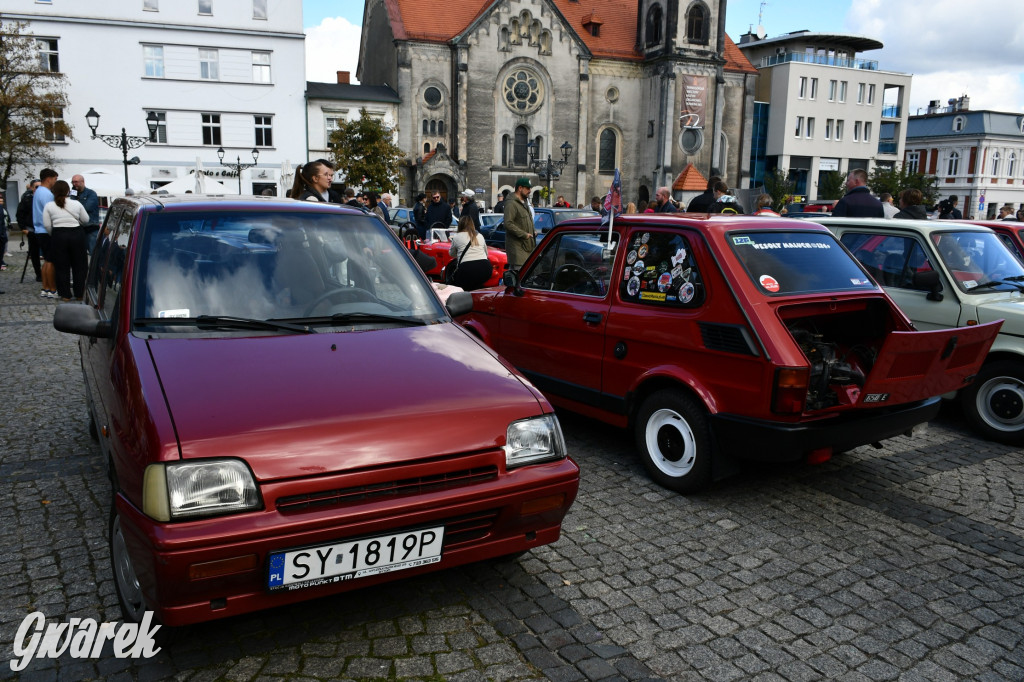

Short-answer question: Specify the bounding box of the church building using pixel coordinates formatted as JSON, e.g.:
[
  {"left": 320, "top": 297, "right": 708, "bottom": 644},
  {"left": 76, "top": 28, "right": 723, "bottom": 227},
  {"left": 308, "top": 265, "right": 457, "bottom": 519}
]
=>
[{"left": 357, "top": 0, "right": 757, "bottom": 207}]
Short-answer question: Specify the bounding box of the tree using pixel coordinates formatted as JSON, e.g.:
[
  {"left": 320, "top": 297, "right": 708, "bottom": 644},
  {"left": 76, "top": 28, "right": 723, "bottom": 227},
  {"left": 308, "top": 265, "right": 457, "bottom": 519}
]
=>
[
  {"left": 329, "top": 109, "right": 403, "bottom": 194},
  {"left": 0, "top": 20, "right": 73, "bottom": 192},
  {"left": 817, "top": 170, "right": 846, "bottom": 200},
  {"left": 867, "top": 165, "right": 939, "bottom": 206},
  {"left": 763, "top": 168, "right": 795, "bottom": 212}
]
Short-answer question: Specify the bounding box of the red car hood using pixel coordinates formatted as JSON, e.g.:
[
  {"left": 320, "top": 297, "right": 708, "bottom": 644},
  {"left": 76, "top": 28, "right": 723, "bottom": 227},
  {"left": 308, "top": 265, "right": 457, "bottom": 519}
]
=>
[{"left": 147, "top": 324, "right": 544, "bottom": 481}]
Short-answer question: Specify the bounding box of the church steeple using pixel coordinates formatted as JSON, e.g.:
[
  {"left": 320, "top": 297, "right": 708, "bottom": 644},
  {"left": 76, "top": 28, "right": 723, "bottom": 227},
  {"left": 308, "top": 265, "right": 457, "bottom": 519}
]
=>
[{"left": 636, "top": 0, "right": 719, "bottom": 58}]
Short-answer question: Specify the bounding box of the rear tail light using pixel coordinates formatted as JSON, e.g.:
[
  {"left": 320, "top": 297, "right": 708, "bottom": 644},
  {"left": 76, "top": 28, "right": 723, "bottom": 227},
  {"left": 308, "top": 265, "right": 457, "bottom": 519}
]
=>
[{"left": 772, "top": 367, "right": 808, "bottom": 414}]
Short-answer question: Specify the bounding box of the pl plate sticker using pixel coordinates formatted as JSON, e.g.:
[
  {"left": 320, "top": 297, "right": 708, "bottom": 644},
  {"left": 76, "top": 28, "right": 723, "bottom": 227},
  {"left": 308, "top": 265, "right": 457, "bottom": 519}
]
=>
[
  {"left": 679, "top": 282, "right": 695, "bottom": 303},
  {"left": 623, "top": 266, "right": 632, "bottom": 281},
  {"left": 633, "top": 259, "right": 645, "bottom": 276},
  {"left": 658, "top": 272, "right": 673, "bottom": 292},
  {"left": 626, "top": 250, "right": 638, "bottom": 265},
  {"left": 159, "top": 309, "right": 190, "bottom": 318},
  {"left": 759, "top": 274, "right": 780, "bottom": 293},
  {"left": 627, "top": 276, "right": 641, "bottom": 296},
  {"left": 637, "top": 244, "right": 649, "bottom": 259},
  {"left": 850, "top": 277, "right": 871, "bottom": 286},
  {"left": 963, "top": 280, "right": 978, "bottom": 289},
  {"left": 671, "top": 247, "right": 688, "bottom": 266},
  {"left": 641, "top": 232, "right": 650, "bottom": 244},
  {"left": 732, "top": 235, "right": 752, "bottom": 245}
]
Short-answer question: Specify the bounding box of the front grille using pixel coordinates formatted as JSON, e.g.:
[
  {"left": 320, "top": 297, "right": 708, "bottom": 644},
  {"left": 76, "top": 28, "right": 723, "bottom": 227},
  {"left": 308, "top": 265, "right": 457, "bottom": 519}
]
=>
[
  {"left": 276, "top": 466, "right": 499, "bottom": 512},
  {"left": 443, "top": 509, "right": 501, "bottom": 548}
]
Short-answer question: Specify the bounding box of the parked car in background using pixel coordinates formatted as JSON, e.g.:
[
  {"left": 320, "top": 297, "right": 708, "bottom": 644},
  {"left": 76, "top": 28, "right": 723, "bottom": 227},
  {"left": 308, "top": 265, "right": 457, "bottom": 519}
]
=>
[
  {"left": 413, "top": 226, "right": 508, "bottom": 287},
  {"left": 480, "top": 207, "right": 599, "bottom": 250},
  {"left": 818, "top": 216, "right": 1024, "bottom": 444},
  {"left": 457, "top": 214, "right": 999, "bottom": 492},
  {"left": 480, "top": 212, "right": 504, "bottom": 229},
  {"left": 388, "top": 205, "right": 416, "bottom": 231},
  {"left": 960, "top": 219, "right": 1024, "bottom": 265},
  {"left": 54, "top": 194, "right": 579, "bottom": 627}
]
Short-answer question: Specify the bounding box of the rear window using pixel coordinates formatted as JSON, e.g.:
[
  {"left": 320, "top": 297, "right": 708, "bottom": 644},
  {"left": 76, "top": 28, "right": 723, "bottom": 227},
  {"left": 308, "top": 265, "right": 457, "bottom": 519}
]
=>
[{"left": 729, "top": 231, "right": 878, "bottom": 295}]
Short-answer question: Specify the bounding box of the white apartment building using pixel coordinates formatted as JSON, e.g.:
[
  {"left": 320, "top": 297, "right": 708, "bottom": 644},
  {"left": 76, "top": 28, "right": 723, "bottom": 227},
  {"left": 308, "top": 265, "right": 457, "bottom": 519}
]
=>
[
  {"left": 906, "top": 98, "right": 1024, "bottom": 219},
  {"left": 738, "top": 30, "right": 912, "bottom": 201},
  {"left": 3, "top": 0, "right": 306, "bottom": 201}
]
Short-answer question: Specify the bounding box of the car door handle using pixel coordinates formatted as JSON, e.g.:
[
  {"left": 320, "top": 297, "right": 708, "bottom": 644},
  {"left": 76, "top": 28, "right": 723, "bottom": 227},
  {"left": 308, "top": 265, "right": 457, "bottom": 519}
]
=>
[{"left": 583, "top": 311, "right": 602, "bottom": 324}]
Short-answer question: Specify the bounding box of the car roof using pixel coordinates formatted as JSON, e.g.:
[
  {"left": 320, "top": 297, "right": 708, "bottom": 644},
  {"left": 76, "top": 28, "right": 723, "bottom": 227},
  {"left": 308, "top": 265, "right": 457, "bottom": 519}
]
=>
[
  {"left": 116, "top": 194, "right": 366, "bottom": 217},
  {"left": 810, "top": 216, "right": 998, "bottom": 235},
  {"left": 548, "top": 213, "right": 836, "bottom": 238}
]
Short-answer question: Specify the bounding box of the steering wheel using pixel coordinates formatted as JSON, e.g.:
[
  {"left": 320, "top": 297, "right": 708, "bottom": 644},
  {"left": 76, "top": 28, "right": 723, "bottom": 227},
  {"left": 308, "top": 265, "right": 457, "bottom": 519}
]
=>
[
  {"left": 553, "top": 263, "right": 600, "bottom": 295},
  {"left": 302, "top": 287, "right": 379, "bottom": 316}
]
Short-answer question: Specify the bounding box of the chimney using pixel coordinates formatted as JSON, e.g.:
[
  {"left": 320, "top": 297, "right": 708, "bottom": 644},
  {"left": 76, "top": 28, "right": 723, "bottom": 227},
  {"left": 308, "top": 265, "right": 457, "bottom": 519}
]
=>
[
  {"left": 957, "top": 95, "right": 970, "bottom": 111},
  {"left": 337, "top": 71, "right": 350, "bottom": 84}
]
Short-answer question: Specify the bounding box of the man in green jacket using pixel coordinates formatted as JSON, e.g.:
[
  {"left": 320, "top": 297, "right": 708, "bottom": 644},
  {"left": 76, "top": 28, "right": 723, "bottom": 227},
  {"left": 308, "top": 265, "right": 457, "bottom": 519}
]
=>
[{"left": 503, "top": 177, "right": 535, "bottom": 271}]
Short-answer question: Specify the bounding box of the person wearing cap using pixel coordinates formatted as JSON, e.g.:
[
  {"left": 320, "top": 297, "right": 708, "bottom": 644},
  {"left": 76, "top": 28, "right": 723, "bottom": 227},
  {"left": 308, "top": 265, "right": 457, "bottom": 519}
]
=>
[
  {"left": 460, "top": 189, "right": 481, "bottom": 230},
  {"left": 504, "top": 177, "right": 536, "bottom": 271}
]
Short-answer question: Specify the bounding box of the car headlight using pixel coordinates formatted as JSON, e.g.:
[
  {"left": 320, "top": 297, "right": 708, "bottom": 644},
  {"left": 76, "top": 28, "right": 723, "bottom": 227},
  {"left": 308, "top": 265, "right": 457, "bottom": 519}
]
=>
[
  {"left": 143, "top": 460, "right": 261, "bottom": 521},
  {"left": 505, "top": 414, "right": 567, "bottom": 468}
]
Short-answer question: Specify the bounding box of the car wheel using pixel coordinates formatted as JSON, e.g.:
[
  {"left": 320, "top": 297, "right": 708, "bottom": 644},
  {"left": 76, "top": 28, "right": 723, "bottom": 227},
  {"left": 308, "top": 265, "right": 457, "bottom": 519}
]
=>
[
  {"left": 961, "top": 360, "right": 1024, "bottom": 444},
  {"left": 110, "top": 501, "right": 148, "bottom": 623},
  {"left": 634, "top": 390, "right": 712, "bottom": 493}
]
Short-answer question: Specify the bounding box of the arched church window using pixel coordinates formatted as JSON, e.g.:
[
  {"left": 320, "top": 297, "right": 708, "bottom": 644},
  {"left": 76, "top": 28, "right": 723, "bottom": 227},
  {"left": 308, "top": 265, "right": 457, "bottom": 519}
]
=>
[
  {"left": 424, "top": 142, "right": 430, "bottom": 154},
  {"left": 502, "top": 135, "right": 509, "bottom": 166},
  {"left": 514, "top": 126, "right": 529, "bottom": 166},
  {"left": 499, "top": 27, "right": 510, "bottom": 51},
  {"left": 430, "top": 120, "right": 436, "bottom": 134},
  {"left": 422, "top": 119, "right": 428, "bottom": 134},
  {"left": 438, "top": 120, "right": 445, "bottom": 135},
  {"left": 599, "top": 128, "right": 617, "bottom": 172},
  {"left": 645, "top": 5, "right": 663, "bottom": 47},
  {"left": 686, "top": 2, "right": 709, "bottom": 45}
]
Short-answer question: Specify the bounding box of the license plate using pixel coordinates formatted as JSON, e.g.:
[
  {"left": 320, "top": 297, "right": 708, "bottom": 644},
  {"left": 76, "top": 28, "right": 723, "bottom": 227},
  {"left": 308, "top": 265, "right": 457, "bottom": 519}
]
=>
[{"left": 267, "top": 526, "right": 444, "bottom": 592}]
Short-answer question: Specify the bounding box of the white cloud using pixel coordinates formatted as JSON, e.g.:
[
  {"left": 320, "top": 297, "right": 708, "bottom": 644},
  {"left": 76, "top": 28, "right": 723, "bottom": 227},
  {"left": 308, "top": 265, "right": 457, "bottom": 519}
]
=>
[
  {"left": 305, "top": 16, "right": 361, "bottom": 84},
  {"left": 847, "top": 0, "right": 1024, "bottom": 112}
]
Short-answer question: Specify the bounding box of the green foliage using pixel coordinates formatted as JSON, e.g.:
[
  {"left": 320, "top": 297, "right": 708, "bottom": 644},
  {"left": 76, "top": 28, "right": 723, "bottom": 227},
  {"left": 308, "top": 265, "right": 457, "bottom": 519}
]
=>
[
  {"left": 328, "top": 109, "right": 404, "bottom": 194},
  {"left": 868, "top": 166, "right": 939, "bottom": 206},
  {"left": 0, "top": 20, "right": 73, "bottom": 191},
  {"left": 763, "top": 168, "right": 795, "bottom": 212},
  {"left": 817, "top": 171, "right": 846, "bottom": 200}
]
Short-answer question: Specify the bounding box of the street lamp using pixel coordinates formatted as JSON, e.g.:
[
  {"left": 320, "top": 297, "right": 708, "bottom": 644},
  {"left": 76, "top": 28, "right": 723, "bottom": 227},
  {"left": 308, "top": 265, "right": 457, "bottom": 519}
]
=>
[
  {"left": 527, "top": 140, "right": 574, "bottom": 206},
  {"left": 217, "top": 147, "right": 260, "bottom": 194},
  {"left": 85, "top": 108, "right": 160, "bottom": 190}
]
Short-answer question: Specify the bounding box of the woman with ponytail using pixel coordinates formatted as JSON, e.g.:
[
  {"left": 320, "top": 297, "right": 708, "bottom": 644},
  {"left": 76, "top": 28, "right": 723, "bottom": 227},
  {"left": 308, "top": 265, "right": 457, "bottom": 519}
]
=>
[
  {"left": 42, "top": 180, "right": 89, "bottom": 301},
  {"left": 291, "top": 160, "right": 341, "bottom": 203}
]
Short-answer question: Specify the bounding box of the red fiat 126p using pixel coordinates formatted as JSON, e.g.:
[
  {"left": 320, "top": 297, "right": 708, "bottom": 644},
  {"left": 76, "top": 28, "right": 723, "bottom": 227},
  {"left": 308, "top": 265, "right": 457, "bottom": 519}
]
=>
[
  {"left": 458, "top": 214, "right": 1001, "bottom": 492},
  {"left": 54, "top": 195, "right": 578, "bottom": 627}
]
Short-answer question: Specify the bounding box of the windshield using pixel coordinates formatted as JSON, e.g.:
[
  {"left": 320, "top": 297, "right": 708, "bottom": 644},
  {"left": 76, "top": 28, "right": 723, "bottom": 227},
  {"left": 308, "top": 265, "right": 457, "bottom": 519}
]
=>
[
  {"left": 553, "top": 210, "right": 599, "bottom": 224},
  {"left": 930, "top": 231, "right": 1024, "bottom": 293},
  {"left": 729, "top": 231, "right": 878, "bottom": 295},
  {"left": 130, "top": 209, "right": 446, "bottom": 333}
]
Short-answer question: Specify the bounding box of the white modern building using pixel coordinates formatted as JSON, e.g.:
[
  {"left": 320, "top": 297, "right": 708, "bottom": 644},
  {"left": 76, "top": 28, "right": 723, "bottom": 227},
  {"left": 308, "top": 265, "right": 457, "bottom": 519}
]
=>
[
  {"left": 3, "top": 0, "right": 306, "bottom": 201},
  {"left": 738, "top": 29, "right": 912, "bottom": 201},
  {"left": 905, "top": 98, "right": 1024, "bottom": 219}
]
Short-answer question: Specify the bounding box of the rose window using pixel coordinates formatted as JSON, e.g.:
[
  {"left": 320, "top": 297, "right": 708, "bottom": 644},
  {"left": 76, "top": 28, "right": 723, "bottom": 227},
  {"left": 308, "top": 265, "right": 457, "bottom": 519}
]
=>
[{"left": 503, "top": 69, "right": 543, "bottom": 114}]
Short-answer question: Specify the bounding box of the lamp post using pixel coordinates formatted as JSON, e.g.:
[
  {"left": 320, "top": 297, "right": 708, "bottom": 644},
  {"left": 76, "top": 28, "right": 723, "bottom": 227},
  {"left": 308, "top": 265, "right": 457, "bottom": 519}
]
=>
[
  {"left": 217, "top": 147, "right": 260, "bottom": 194},
  {"left": 85, "top": 108, "right": 160, "bottom": 190},
  {"left": 527, "top": 140, "right": 573, "bottom": 206}
]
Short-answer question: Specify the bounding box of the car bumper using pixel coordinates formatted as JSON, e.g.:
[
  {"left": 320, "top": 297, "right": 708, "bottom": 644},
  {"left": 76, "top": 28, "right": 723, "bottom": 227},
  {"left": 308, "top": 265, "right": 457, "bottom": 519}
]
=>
[
  {"left": 710, "top": 397, "right": 941, "bottom": 462},
  {"left": 118, "top": 458, "right": 579, "bottom": 626}
]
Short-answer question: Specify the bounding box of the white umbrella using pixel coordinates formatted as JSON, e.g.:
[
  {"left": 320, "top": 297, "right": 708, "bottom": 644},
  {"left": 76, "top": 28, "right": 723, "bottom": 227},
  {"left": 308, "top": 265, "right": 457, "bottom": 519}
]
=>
[
  {"left": 76, "top": 168, "right": 127, "bottom": 197},
  {"left": 279, "top": 159, "right": 294, "bottom": 198},
  {"left": 194, "top": 157, "right": 206, "bottom": 193}
]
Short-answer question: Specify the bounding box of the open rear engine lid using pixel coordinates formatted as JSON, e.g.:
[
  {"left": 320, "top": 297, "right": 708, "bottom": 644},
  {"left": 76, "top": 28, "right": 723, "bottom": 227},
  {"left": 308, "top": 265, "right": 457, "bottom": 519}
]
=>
[{"left": 859, "top": 321, "right": 1002, "bottom": 405}]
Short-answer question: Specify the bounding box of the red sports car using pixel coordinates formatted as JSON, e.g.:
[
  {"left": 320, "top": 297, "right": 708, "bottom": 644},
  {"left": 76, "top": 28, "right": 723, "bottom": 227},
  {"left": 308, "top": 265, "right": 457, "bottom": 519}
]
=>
[{"left": 412, "top": 226, "right": 508, "bottom": 287}]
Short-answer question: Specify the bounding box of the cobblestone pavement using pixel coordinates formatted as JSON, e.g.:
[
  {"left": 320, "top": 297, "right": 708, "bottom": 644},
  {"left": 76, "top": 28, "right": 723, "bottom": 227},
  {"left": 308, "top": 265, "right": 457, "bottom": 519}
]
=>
[{"left": 1, "top": 268, "right": 1022, "bottom": 681}]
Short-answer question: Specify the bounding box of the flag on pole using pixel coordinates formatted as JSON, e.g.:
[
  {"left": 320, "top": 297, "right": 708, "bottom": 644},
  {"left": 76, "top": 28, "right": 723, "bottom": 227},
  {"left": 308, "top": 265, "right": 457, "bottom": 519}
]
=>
[{"left": 602, "top": 168, "right": 622, "bottom": 225}]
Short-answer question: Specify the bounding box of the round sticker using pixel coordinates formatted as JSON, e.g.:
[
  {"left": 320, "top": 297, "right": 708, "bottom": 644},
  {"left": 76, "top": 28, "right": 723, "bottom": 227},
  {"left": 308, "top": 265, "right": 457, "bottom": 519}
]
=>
[
  {"left": 638, "top": 244, "right": 649, "bottom": 259},
  {"left": 679, "top": 282, "right": 695, "bottom": 303},
  {"left": 627, "top": 276, "right": 640, "bottom": 296},
  {"left": 633, "top": 260, "right": 645, "bottom": 276},
  {"left": 658, "top": 272, "right": 673, "bottom": 292},
  {"left": 626, "top": 250, "right": 638, "bottom": 265},
  {"left": 641, "top": 233, "right": 650, "bottom": 244},
  {"left": 759, "top": 274, "right": 780, "bottom": 293}
]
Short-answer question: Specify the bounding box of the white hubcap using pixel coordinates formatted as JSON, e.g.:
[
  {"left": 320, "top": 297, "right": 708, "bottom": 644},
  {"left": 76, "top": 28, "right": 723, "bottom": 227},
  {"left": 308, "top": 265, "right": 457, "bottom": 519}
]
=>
[{"left": 645, "top": 408, "right": 697, "bottom": 477}]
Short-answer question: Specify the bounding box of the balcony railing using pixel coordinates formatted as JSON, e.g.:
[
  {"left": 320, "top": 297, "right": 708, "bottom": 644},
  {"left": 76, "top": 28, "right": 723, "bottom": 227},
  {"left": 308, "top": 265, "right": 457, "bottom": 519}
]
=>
[
  {"left": 758, "top": 52, "right": 879, "bottom": 70},
  {"left": 877, "top": 140, "right": 899, "bottom": 155},
  {"left": 881, "top": 105, "right": 901, "bottom": 119}
]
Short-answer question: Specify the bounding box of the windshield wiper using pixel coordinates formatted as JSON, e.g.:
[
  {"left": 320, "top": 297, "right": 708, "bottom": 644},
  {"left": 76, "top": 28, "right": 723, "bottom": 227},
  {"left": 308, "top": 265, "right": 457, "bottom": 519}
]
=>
[
  {"left": 303, "top": 311, "right": 429, "bottom": 327},
  {"left": 134, "top": 316, "right": 314, "bottom": 334},
  {"left": 972, "top": 279, "right": 1024, "bottom": 292}
]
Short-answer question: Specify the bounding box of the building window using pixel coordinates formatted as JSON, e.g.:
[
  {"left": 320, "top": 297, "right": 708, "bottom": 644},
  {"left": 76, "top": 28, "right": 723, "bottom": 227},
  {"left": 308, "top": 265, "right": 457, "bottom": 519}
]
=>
[
  {"left": 252, "top": 0, "right": 267, "bottom": 19},
  {"left": 645, "top": 4, "right": 663, "bottom": 47},
  {"left": 199, "top": 49, "right": 219, "bottom": 80},
  {"left": 501, "top": 135, "right": 509, "bottom": 166},
  {"left": 810, "top": 78, "right": 818, "bottom": 100},
  {"left": 991, "top": 151, "right": 1001, "bottom": 176},
  {"left": 429, "top": 120, "right": 436, "bottom": 135},
  {"left": 828, "top": 80, "right": 837, "bottom": 102},
  {"left": 857, "top": 83, "right": 865, "bottom": 104},
  {"left": 953, "top": 116, "right": 966, "bottom": 132},
  {"left": 422, "top": 119, "right": 428, "bottom": 134},
  {"left": 839, "top": 81, "right": 847, "bottom": 102},
  {"left": 513, "top": 125, "right": 529, "bottom": 166},
  {"left": 798, "top": 77, "right": 807, "bottom": 99},
  {"left": 201, "top": 113, "right": 221, "bottom": 145},
  {"left": 144, "top": 0, "right": 159, "bottom": 10},
  {"left": 1009, "top": 152, "right": 1017, "bottom": 178},
  {"left": 806, "top": 117, "right": 815, "bottom": 139},
  {"left": 502, "top": 69, "right": 544, "bottom": 114},
  {"left": 794, "top": 116, "right": 803, "bottom": 138},
  {"left": 438, "top": 120, "right": 445, "bottom": 135},
  {"left": 853, "top": 121, "right": 861, "bottom": 141},
  {"left": 864, "top": 122, "right": 872, "bottom": 142},
  {"left": 906, "top": 151, "right": 920, "bottom": 173},
  {"left": 835, "top": 120, "right": 844, "bottom": 141},
  {"left": 947, "top": 150, "right": 960, "bottom": 177},
  {"left": 868, "top": 84, "right": 875, "bottom": 105},
  {"left": 252, "top": 52, "right": 270, "bottom": 83},
  {"left": 148, "top": 111, "right": 167, "bottom": 143},
  {"left": 685, "top": 2, "right": 709, "bottom": 44},
  {"left": 255, "top": 115, "right": 272, "bottom": 147},
  {"left": 423, "top": 86, "right": 442, "bottom": 107},
  {"left": 198, "top": 0, "right": 212, "bottom": 14},
  {"left": 143, "top": 45, "right": 164, "bottom": 78},
  {"left": 42, "top": 108, "right": 65, "bottom": 142},
  {"left": 647, "top": 120, "right": 655, "bottom": 138},
  {"left": 599, "top": 128, "right": 617, "bottom": 172},
  {"left": 36, "top": 38, "right": 59, "bottom": 72},
  {"left": 825, "top": 118, "right": 833, "bottom": 140}
]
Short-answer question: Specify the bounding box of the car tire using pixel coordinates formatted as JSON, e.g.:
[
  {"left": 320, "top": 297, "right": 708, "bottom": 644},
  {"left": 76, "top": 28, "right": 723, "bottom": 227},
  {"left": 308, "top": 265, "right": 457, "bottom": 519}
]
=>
[
  {"left": 109, "top": 500, "right": 149, "bottom": 624},
  {"left": 635, "top": 390, "right": 712, "bottom": 493},
  {"left": 960, "top": 360, "right": 1024, "bottom": 444}
]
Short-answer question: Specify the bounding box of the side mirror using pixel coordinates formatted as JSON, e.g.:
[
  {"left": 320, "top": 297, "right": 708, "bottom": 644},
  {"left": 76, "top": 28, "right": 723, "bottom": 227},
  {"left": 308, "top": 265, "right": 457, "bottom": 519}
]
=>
[
  {"left": 501, "top": 269, "right": 525, "bottom": 296},
  {"left": 445, "top": 290, "right": 473, "bottom": 317},
  {"left": 53, "top": 303, "right": 111, "bottom": 338},
  {"left": 912, "top": 270, "right": 944, "bottom": 301}
]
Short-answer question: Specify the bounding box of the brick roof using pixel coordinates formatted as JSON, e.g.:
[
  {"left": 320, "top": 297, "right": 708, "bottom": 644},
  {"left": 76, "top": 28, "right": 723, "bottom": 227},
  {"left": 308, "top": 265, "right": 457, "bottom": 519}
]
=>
[
  {"left": 672, "top": 163, "right": 708, "bottom": 191},
  {"left": 384, "top": 0, "right": 756, "bottom": 71}
]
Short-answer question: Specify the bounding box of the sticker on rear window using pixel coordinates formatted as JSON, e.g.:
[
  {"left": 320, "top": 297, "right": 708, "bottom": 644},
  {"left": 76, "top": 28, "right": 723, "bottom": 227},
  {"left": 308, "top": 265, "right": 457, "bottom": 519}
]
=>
[
  {"left": 638, "top": 244, "right": 649, "bottom": 259},
  {"left": 850, "top": 278, "right": 871, "bottom": 286},
  {"left": 679, "top": 282, "right": 695, "bottom": 303},
  {"left": 732, "top": 236, "right": 752, "bottom": 245},
  {"left": 640, "top": 291, "right": 665, "bottom": 302},
  {"left": 159, "top": 309, "right": 190, "bottom": 318},
  {"left": 672, "top": 247, "right": 688, "bottom": 265},
  {"left": 632, "top": 260, "right": 645, "bottom": 276},
  {"left": 759, "top": 275, "right": 780, "bottom": 293},
  {"left": 626, "top": 250, "right": 638, "bottom": 265}
]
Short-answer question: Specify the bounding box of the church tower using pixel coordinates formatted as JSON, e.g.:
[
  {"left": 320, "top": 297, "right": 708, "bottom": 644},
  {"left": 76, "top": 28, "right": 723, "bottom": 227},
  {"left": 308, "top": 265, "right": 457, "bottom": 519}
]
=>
[{"left": 636, "top": 0, "right": 723, "bottom": 60}]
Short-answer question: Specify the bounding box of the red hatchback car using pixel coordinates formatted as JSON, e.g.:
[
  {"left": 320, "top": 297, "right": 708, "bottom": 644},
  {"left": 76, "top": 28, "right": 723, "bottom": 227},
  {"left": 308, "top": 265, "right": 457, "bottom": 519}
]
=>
[
  {"left": 458, "top": 215, "right": 1000, "bottom": 492},
  {"left": 54, "top": 195, "right": 578, "bottom": 627}
]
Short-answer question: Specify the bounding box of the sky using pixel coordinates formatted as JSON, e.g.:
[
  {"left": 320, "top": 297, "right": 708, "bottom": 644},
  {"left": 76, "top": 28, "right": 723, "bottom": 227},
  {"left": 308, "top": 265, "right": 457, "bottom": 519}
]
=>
[{"left": 303, "top": 0, "right": 1024, "bottom": 114}]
